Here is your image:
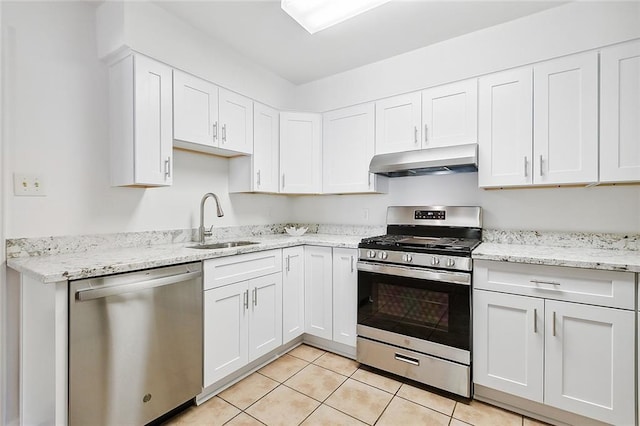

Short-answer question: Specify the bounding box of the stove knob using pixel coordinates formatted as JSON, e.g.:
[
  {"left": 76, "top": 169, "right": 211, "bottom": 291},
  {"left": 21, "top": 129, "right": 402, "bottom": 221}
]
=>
[
  {"left": 431, "top": 256, "right": 440, "bottom": 266},
  {"left": 367, "top": 250, "right": 376, "bottom": 259},
  {"left": 379, "top": 251, "right": 388, "bottom": 260},
  {"left": 446, "top": 258, "right": 455, "bottom": 267},
  {"left": 402, "top": 254, "right": 413, "bottom": 263}
]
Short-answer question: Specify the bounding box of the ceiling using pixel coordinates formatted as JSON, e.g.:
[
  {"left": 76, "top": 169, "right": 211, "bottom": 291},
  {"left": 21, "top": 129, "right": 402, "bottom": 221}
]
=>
[{"left": 155, "top": 1, "right": 567, "bottom": 85}]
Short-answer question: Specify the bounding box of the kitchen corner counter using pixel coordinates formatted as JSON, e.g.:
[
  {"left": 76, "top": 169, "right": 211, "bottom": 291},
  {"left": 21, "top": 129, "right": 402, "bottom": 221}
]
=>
[
  {"left": 473, "top": 242, "right": 640, "bottom": 273},
  {"left": 7, "top": 233, "right": 365, "bottom": 284}
]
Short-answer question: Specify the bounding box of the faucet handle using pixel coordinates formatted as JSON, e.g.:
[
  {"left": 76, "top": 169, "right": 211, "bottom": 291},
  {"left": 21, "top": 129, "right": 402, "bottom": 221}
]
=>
[{"left": 204, "top": 225, "right": 214, "bottom": 237}]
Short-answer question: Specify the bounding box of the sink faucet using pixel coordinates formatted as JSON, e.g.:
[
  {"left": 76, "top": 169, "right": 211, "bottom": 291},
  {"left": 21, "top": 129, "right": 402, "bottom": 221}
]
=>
[{"left": 198, "top": 193, "right": 224, "bottom": 244}]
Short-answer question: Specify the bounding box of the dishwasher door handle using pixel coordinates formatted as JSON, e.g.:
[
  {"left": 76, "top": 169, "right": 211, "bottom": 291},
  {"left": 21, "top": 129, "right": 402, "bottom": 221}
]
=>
[{"left": 76, "top": 270, "right": 202, "bottom": 301}]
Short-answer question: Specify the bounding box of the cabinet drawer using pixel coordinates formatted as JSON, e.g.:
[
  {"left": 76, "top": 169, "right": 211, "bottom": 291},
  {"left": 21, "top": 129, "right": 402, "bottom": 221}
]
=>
[
  {"left": 474, "top": 260, "right": 635, "bottom": 310},
  {"left": 204, "top": 249, "right": 282, "bottom": 290}
]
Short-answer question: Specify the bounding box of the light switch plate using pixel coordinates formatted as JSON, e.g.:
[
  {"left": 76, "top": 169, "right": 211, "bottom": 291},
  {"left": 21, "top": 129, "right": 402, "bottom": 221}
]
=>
[{"left": 14, "top": 173, "right": 47, "bottom": 196}]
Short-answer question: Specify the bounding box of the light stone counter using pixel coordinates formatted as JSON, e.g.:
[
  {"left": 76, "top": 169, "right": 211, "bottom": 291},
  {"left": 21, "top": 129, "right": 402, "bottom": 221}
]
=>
[{"left": 474, "top": 229, "right": 640, "bottom": 272}]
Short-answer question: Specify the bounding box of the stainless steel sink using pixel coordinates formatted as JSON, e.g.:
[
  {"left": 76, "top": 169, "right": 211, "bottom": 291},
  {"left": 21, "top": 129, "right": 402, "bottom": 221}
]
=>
[{"left": 187, "top": 241, "right": 258, "bottom": 250}]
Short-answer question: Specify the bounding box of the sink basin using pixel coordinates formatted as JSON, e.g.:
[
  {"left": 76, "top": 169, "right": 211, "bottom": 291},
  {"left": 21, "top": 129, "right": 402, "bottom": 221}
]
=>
[{"left": 188, "top": 241, "right": 258, "bottom": 250}]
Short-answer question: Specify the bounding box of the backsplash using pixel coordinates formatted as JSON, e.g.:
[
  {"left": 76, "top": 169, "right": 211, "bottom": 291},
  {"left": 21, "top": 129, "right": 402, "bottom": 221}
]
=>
[
  {"left": 5, "top": 224, "right": 385, "bottom": 258},
  {"left": 483, "top": 229, "right": 640, "bottom": 251}
]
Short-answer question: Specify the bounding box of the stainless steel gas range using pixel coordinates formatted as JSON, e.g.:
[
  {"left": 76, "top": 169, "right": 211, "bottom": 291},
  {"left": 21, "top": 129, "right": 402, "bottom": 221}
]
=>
[{"left": 356, "top": 206, "right": 482, "bottom": 398}]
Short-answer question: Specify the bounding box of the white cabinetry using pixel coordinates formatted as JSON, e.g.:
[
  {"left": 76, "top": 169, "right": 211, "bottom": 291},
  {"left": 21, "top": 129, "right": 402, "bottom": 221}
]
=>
[
  {"left": 229, "top": 103, "right": 279, "bottom": 193},
  {"left": 323, "top": 104, "right": 387, "bottom": 194},
  {"left": 478, "top": 68, "right": 533, "bottom": 187},
  {"left": 109, "top": 53, "right": 173, "bottom": 187},
  {"left": 173, "top": 70, "right": 253, "bottom": 156},
  {"left": 331, "top": 248, "right": 358, "bottom": 347},
  {"left": 280, "top": 112, "right": 322, "bottom": 193},
  {"left": 375, "top": 92, "right": 422, "bottom": 154},
  {"left": 422, "top": 80, "right": 477, "bottom": 148},
  {"left": 304, "top": 246, "right": 333, "bottom": 340},
  {"left": 282, "top": 246, "right": 305, "bottom": 344},
  {"left": 533, "top": 52, "right": 598, "bottom": 185},
  {"left": 473, "top": 260, "right": 635, "bottom": 425},
  {"left": 203, "top": 250, "right": 282, "bottom": 387},
  {"left": 600, "top": 40, "right": 640, "bottom": 183}
]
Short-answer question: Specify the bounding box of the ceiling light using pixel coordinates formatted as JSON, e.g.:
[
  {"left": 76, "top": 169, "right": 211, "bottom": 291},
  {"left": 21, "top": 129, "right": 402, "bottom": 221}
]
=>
[{"left": 281, "top": 0, "right": 393, "bottom": 34}]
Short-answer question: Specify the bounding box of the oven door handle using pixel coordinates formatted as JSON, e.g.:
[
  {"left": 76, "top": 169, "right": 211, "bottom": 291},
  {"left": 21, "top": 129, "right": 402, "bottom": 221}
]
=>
[{"left": 356, "top": 261, "right": 471, "bottom": 286}]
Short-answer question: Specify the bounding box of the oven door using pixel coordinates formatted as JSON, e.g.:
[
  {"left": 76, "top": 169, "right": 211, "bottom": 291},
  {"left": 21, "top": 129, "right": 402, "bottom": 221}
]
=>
[{"left": 357, "top": 261, "right": 471, "bottom": 358}]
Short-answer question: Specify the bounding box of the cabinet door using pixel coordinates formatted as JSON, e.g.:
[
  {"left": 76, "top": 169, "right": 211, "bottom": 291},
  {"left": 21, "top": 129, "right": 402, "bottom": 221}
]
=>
[
  {"left": 533, "top": 52, "right": 598, "bottom": 185},
  {"left": 473, "top": 290, "right": 544, "bottom": 403},
  {"left": 600, "top": 40, "right": 640, "bottom": 183},
  {"left": 332, "top": 248, "right": 357, "bottom": 347},
  {"left": 478, "top": 68, "right": 533, "bottom": 187},
  {"left": 304, "top": 246, "right": 333, "bottom": 340},
  {"left": 253, "top": 103, "right": 279, "bottom": 192},
  {"left": 282, "top": 247, "right": 305, "bottom": 344},
  {"left": 280, "top": 112, "right": 322, "bottom": 193},
  {"left": 375, "top": 92, "right": 422, "bottom": 154},
  {"left": 173, "top": 70, "right": 218, "bottom": 147},
  {"left": 219, "top": 88, "right": 253, "bottom": 155},
  {"left": 422, "top": 79, "right": 477, "bottom": 148},
  {"left": 248, "top": 273, "right": 282, "bottom": 361},
  {"left": 323, "top": 104, "right": 376, "bottom": 193},
  {"left": 204, "top": 282, "right": 249, "bottom": 387},
  {"left": 545, "top": 300, "right": 635, "bottom": 425}
]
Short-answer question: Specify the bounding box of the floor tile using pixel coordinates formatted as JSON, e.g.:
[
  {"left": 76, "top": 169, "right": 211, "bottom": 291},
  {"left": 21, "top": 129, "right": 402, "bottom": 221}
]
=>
[
  {"left": 224, "top": 412, "right": 264, "bottom": 426},
  {"left": 450, "top": 419, "right": 473, "bottom": 426},
  {"left": 285, "top": 363, "right": 347, "bottom": 401},
  {"left": 163, "top": 397, "right": 239, "bottom": 425},
  {"left": 246, "top": 385, "right": 320, "bottom": 426},
  {"left": 258, "top": 353, "right": 309, "bottom": 382},
  {"left": 524, "top": 417, "right": 551, "bottom": 426},
  {"left": 453, "top": 400, "right": 523, "bottom": 426},
  {"left": 288, "top": 344, "right": 326, "bottom": 362},
  {"left": 396, "top": 383, "right": 456, "bottom": 416},
  {"left": 300, "top": 404, "right": 367, "bottom": 426},
  {"left": 313, "top": 352, "right": 359, "bottom": 376},
  {"left": 351, "top": 368, "right": 402, "bottom": 394},
  {"left": 218, "top": 373, "right": 279, "bottom": 410},
  {"left": 324, "top": 378, "right": 393, "bottom": 425},
  {"left": 376, "top": 396, "right": 450, "bottom": 426}
]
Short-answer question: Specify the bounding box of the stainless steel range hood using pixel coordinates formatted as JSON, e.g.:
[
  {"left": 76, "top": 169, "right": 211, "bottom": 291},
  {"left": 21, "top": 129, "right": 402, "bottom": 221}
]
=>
[{"left": 369, "top": 143, "right": 478, "bottom": 177}]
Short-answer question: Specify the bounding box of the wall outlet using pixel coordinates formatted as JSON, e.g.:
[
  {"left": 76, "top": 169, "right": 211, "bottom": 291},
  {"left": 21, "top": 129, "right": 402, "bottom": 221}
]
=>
[{"left": 14, "top": 173, "right": 47, "bottom": 196}]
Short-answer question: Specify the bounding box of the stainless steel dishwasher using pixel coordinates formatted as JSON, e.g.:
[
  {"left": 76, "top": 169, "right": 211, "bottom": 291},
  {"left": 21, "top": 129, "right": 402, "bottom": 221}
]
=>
[{"left": 69, "top": 262, "right": 203, "bottom": 425}]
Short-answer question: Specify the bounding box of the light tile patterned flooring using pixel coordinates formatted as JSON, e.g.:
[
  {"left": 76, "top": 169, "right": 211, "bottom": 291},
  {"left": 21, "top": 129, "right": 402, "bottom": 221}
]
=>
[{"left": 165, "top": 344, "right": 549, "bottom": 426}]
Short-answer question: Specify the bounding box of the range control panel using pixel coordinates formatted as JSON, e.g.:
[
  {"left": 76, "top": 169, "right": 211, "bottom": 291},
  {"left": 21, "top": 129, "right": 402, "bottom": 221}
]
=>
[{"left": 414, "top": 210, "right": 446, "bottom": 220}]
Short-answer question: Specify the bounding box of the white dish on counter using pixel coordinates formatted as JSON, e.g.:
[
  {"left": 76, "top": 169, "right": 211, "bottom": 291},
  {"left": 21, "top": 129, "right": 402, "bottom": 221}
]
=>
[{"left": 285, "top": 226, "right": 308, "bottom": 236}]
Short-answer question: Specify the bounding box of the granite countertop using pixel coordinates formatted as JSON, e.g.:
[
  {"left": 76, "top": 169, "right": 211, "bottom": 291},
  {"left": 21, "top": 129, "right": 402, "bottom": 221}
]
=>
[
  {"left": 473, "top": 230, "right": 640, "bottom": 273},
  {"left": 7, "top": 233, "right": 364, "bottom": 284}
]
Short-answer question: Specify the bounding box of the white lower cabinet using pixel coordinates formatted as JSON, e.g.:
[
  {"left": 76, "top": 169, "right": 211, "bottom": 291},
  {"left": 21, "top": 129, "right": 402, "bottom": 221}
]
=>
[
  {"left": 332, "top": 248, "right": 358, "bottom": 347},
  {"left": 282, "top": 246, "right": 305, "bottom": 344},
  {"left": 473, "top": 260, "right": 635, "bottom": 425},
  {"left": 248, "top": 273, "right": 283, "bottom": 361},
  {"left": 304, "top": 246, "right": 333, "bottom": 340}
]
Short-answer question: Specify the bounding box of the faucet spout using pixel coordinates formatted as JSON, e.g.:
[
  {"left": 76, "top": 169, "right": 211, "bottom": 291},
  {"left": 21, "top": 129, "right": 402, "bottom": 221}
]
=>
[{"left": 198, "top": 192, "right": 224, "bottom": 244}]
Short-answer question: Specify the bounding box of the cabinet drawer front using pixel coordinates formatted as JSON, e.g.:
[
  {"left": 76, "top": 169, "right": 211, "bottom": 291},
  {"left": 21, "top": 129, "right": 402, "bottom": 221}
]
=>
[
  {"left": 474, "top": 260, "right": 635, "bottom": 310},
  {"left": 204, "top": 249, "right": 282, "bottom": 290}
]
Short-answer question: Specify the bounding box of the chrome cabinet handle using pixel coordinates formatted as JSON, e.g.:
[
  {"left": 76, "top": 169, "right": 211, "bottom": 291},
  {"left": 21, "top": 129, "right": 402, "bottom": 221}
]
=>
[
  {"left": 213, "top": 122, "right": 218, "bottom": 141},
  {"left": 552, "top": 311, "right": 556, "bottom": 336},
  {"left": 533, "top": 308, "right": 537, "bottom": 333},
  {"left": 368, "top": 173, "right": 371, "bottom": 188},
  {"left": 253, "top": 287, "right": 257, "bottom": 306},
  {"left": 222, "top": 124, "right": 227, "bottom": 143},
  {"left": 524, "top": 156, "right": 528, "bottom": 177},
  {"left": 244, "top": 290, "right": 249, "bottom": 310},
  {"left": 282, "top": 173, "right": 285, "bottom": 189},
  {"left": 424, "top": 124, "right": 428, "bottom": 143},
  {"left": 257, "top": 170, "right": 261, "bottom": 187},
  {"left": 414, "top": 126, "right": 418, "bottom": 144},
  {"left": 286, "top": 255, "right": 291, "bottom": 272},
  {"left": 395, "top": 353, "right": 420, "bottom": 366},
  {"left": 164, "top": 157, "right": 171, "bottom": 178},
  {"left": 530, "top": 280, "right": 561, "bottom": 286},
  {"left": 539, "top": 155, "right": 543, "bottom": 176},
  {"left": 350, "top": 256, "right": 354, "bottom": 273}
]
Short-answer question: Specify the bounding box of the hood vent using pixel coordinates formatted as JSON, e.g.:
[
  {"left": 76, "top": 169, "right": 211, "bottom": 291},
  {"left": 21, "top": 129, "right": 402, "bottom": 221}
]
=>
[{"left": 369, "top": 143, "right": 478, "bottom": 177}]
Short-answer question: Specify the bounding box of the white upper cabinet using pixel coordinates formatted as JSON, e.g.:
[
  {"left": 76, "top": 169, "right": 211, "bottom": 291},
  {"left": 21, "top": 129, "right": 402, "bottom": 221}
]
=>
[
  {"left": 422, "top": 79, "right": 478, "bottom": 148},
  {"left": 173, "top": 70, "right": 218, "bottom": 148},
  {"left": 280, "top": 112, "right": 322, "bottom": 194},
  {"left": 173, "top": 71, "right": 253, "bottom": 156},
  {"left": 600, "top": 40, "right": 640, "bottom": 183},
  {"left": 375, "top": 92, "right": 422, "bottom": 154},
  {"left": 323, "top": 103, "right": 387, "bottom": 194},
  {"left": 219, "top": 88, "right": 254, "bottom": 155},
  {"left": 229, "top": 103, "right": 279, "bottom": 193},
  {"left": 478, "top": 68, "right": 533, "bottom": 187},
  {"left": 109, "top": 53, "right": 173, "bottom": 187},
  {"left": 533, "top": 52, "right": 598, "bottom": 185}
]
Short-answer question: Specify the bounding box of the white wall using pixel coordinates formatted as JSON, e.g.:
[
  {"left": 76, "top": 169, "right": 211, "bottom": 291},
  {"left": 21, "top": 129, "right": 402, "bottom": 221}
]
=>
[
  {"left": 2, "top": 1, "right": 294, "bottom": 239},
  {"left": 291, "top": 1, "right": 640, "bottom": 234}
]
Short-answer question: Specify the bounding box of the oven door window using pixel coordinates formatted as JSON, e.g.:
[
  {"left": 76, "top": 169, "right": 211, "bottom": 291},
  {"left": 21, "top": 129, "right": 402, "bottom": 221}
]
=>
[{"left": 358, "top": 269, "right": 470, "bottom": 351}]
